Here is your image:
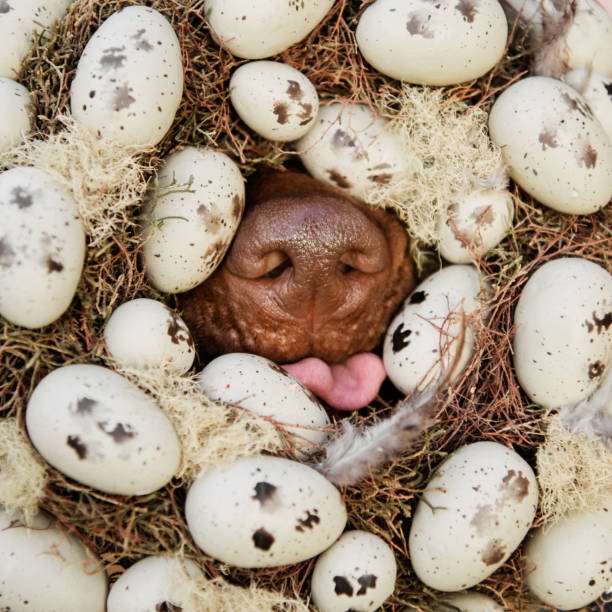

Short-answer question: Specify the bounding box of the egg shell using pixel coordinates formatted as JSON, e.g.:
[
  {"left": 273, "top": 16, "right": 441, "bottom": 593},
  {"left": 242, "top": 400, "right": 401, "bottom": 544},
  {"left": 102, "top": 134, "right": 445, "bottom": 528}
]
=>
[
  {"left": 0, "top": 0, "right": 74, "bottom": 78},
  {"left": 408, "top": 441, "right": 538, "bottom": 591},
  {"left": 0, "top": 166, "right": 85, "bottom": 329},
  {"left": 204, "top": 0, "right": 335, "bottom": 59},
  {"left": 488, "top": 76, "right": 612, "bottom": 215},
  {"left": 142, "top": 146, "right": 245, "bottom": 293},
  {"left": 184, "top": 455, "right": 347, "bottom": 568},
  {"left": 311, "top": 530, "right": 397, "bottom": 612},
  {"left": 104, "top": 298, "right": 195, "bottom": 374},
  {"left": 524, "top": 505, "right": 612, "bottom": 610},
  {"left": 296, "top": 102, "right": 417, "bottom": 201},
  {"left": 437, "top": 189, "right": 514, "bottom": 264},
  {"left": 564, "top": 0, "right": 612, "bottom": 76},
  {"left": 355, "top": 0, "right": 508, "bottom": 86},
  {"left": 0, "top": 508, "right": 107, "bottom": 612},
  {"left": 383, "top": 265, "right": 487, "bottom": 395},
  {"left": 439, "top": 591, "right": 505, "bottom": 611},
  {"left": 106, "top": 555, "right": 203, "bottom": 612},
  {"left": 70, "top": 6, "right": 183, "bottom": 147},
  {"left": 229, "top": 60, "right": 319, "bottom": 141},
  {"left": 562, "top": 69, "right": 612, "bottom": 143},
  {"left": 25, "top": 364, "right": 181, "bottom": 495},
  {"left": 198, "top": 353, "right": 330, "bottom": 455},
  {"left": 0, "top": 77, "right": 31, "bottom": 153},
  {"left": 513, "top": 257, "right": 612, "bottom": 410}
]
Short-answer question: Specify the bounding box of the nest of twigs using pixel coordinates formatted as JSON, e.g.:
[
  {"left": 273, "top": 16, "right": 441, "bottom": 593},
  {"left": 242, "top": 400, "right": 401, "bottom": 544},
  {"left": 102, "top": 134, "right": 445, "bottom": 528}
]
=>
[{"left": 0, "top": 0, "right": 610, "bottom": 610}]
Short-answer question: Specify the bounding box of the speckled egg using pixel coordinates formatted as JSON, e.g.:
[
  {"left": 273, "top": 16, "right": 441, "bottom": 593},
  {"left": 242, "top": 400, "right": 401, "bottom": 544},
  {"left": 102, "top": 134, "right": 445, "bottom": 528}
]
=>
[
  {"left": 0, "top": 0, "right": 75, "bottom": 78},
  {"left": 355, "top": 0, "right": 508, "bottom": 85},
  {"left": 142, "top": 146, "right": 244, "bottom": 293},
  {"left": 513, "top": 257, "right": 612, "bottom": 410},
  {"left": 383, "top": 265, "right": 488, "bottom": 395},
  {"left": 70, "top": 6, "right": 183, "bottom": 147},
  {"left": 488, "top": 76, "right": 612, "bottom": 215},
  {"left": 0, "top": 507, "right": 107, "bottom": 612},
  {"left": 26, "top": 364, "right": 181, "bottom": 495},
  {"left": 185, "top": 455, "right": 347, "bottom": 568},
  {"left": 198, "top": 353, "right": 330, "bottom": 455},
  {"left": 107, "top": 555, "right": 203, "bottom": 612},
  {"left": 439, "top": 591, "right": 505, "bottom": 611},
  {"left": 311, "top": 530, "right": 397, "bottom": 612},
  {"left": 104, "top": 298, "right": 195, "bottom": 374},
  {"left": 408, "top": 441, "right": 538, "bottom": 591},
  {"left": 436, "top": 189, "right": 514, "bottom": 264},
  {"left": 524, "top": 505, "right": 612, "bottom": 610},
  {"left": 0, "top": 77, "right": 31, "bottom": 153},
  {"left": 204, "top": 0, "right": 335, "bottom": 59},
  {"left": 0, "top": 166, "right": 85, "bottom": 329},
  {"left": 296, "top": 102, "right": 417, "bottom": 201},
  {"left": 230, "top": 60, "right": 319, "bottom": 141}
]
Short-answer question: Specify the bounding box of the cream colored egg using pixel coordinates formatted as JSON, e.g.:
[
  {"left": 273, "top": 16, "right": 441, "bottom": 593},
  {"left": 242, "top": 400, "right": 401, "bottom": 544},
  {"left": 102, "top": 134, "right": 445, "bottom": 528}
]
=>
[
  {"left": 104, "top": 298, "right": 195, "bottom": 374},
  {"left": 185, "top": 455, "right": 347, "bottom": 568},
  {"left": 26, "top": 364, "right": 181, "bottom": 495},
  {"left": 198, "top": 353, "right": 330, "bottom": 455},
  {"left": 355, "top": 0, "right": 508, "bottom": 85},
  {"left": 488, "top": 76, "right": 612, "bottom": 215},
  {"left": 0, "top": 0, "right": 74, "bottom": 78},
  {"left": 437, "top": 189, "right": 514, "bottom": 263},
  {"left": 524, "top": 505, "right": 612, "bottom": 610},
  {"left": 230, "top": 61, "right": 319, "bottom": 141},
  {"left": 513, "top": 257, "right": 612, "bottom": 410},
  {"left": 439, "top": 591, "right": 505, "bottom": 611},
  {"left": 0, "top": 77, "right": 31, "bottom": 153},
  {"left": 383, "top": 265, "right": 488, "bottom": 395},
  {"left": 0, "top": 166, "right": 85, "bottom": 329},
  {"left": 296, "top": 102, "right": 417, "bottom": 201},
  {"left": 204, "top": 0, "right": 335, "bottom": 59},
  {"left": 70, "top": 6, "right": 183, "bottom": 147},
  {"left": 408, "top": 441, "right": 538, "bottom": 591},
  {"left": 0, "top": 507, "right": 107, "bottom": 612},
  {"left": 142, "top": 147, "right": 245, "bottom": 293},
  {"left": 311, "top": 530, "right": 397, "bottom": 612}
]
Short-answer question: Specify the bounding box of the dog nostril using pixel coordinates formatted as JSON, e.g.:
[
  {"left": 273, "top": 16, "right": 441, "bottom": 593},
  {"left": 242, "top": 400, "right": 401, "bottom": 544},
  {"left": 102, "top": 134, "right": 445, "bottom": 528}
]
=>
[
  {"left": 263, "top": 254, "right": 293, "bottom": 278},
  {"left": 337, "top": 262, "right": 355, "bottom": 275}
]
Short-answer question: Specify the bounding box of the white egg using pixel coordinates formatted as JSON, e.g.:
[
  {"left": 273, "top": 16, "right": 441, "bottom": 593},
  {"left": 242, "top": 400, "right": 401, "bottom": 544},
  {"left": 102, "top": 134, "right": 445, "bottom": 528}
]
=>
[
  {"left": 230, "top": 61, "right": 319, "bottom": 141},
  {"left": 185, "top": 455, "right": 347, "bottom": 568},
  {"left": 0, "top": 166, "right": 85, "bottom": 329},
  {"left": 26, "top": 364, "right": 181, "bottom": 495},
  {"left": 70, "top": 6, "right": 183, "bottom": 147},
  {"left": 355, "top": 0, "right": 508, "bottom": 86},
  {"left": 107, "top": 555, "right": 203, "bottom": 612},
  {"left": 0, "top": 507, "right": 107, "bottom": 612},
  {"left": 408, "top": 441, "right": 538, "bottom": 591},
  {"left": 524, "top": 505, "right": 612, "bottom": 610},
  {"left": 383, "top": 265, "right": 488, "bottom": 395},
  {"left": 488, "top": 76, "right": 612, "bottom": 215},
  {"left": 142, "top": 146, "right": 245, "bottom": 293},
  {"left": 439, "top": 591, "right": 505, "bottom": 611},
  {"left": 0, "top": 77, "right": 31, "bottom": 153},
  {"left": 513, "top": 257, "right": 612, "bottom": 410},
  {"left": 311, "top": 530, "right": 397, "bottom": 612},
  {"left": 198, "top": 353, "right": 330, "bottom": 455},
  {"left": 0, "top": 0, "right": 74, "bottom": 78},
  {"left": 437, "top": 189, "right": 514, "bottom": 264},
  {"left": 296, "top": 102, "right": 417, "bottom": 201},
  {"left": 104, "top": 298, "right": 195, "bottom": 374},
  {"left": 204, "top": 0, "right": 335, "bottom": 59},
  {"left": 562, "top": 69, "right": 612, "bottom": 143}
]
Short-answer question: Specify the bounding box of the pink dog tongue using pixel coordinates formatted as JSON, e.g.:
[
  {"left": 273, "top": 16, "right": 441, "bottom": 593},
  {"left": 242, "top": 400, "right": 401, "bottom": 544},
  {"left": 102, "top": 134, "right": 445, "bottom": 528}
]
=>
[{"left": 282, "top": 353, "right": 386, "bottom": 411}]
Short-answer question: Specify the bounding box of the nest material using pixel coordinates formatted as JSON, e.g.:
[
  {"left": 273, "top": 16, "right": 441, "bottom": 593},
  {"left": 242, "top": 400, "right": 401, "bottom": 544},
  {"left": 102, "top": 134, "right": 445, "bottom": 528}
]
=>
[{"left": 0, "top": 0, "right": 610, "bottom": 611}]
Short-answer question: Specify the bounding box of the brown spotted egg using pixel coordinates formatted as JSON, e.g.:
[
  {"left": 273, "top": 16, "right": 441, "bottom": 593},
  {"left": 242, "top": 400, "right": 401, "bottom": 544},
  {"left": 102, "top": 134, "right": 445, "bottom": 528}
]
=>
[
  {"left": 70, "top": 6, "right": 183, "bottom": 147},
  {"left": 185, "top": 455, "right": 347, "bottom": 568},
  {"left": 0, "top": 77, "right": 32, "bottom": 153},
  {"left": 0, "top": 166, "right": 85, "bottom": 329},
  {"left": 408, "top": 441, "right": 538, "bottom": 591},
  {"left": 142, "top": 146, "right": 245, "bottom": 294}
]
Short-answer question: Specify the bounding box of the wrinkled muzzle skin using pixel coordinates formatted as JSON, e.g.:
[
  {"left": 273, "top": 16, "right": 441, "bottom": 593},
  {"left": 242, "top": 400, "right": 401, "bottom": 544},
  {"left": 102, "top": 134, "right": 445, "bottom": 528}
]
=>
[{"left": 179, "top": 169, "right": 416, "bottom": 365}]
